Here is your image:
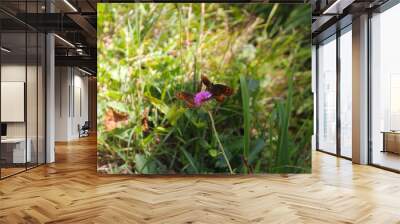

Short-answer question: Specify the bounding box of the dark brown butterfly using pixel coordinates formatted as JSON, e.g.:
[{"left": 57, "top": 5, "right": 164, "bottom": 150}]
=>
[{"left": 201, "top": 75, "right": 234, "bottom": 103}]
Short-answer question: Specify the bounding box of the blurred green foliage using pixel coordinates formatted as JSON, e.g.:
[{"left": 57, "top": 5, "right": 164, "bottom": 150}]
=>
[{"left": 97, "top": 3, "right": 312, "bottom": 174}]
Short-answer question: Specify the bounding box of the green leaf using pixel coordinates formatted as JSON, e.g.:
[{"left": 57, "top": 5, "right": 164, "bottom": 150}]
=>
[
  {"left": 135, "top": 154, "right": 149, "bottom": 173},
  {"left": 184, "top": 110, "right": 207, "bottom": 128},
  {"left": 154, "top": 126, "right": 169, "bottom": 133},
  {"left": 106, "top": 90, "right": 124, "bottom": 101},
  {"left": 166, "top": 105, "right": 186, "bottom": 125},
  {"left": 145, "top": 93, "right": 169, "bottom": 114},
  {"left": 248, "top": 138, "right": 266, "bottom": 165},
  {"left": 208, "top": 149, "right": 218, "bottom": 157},
  {"left": 180, "top": 147, "right": 199, "bottom": 173},
  {"left": 276, "top": 71, "right": 294, "bottom": 173},
  {"left": 107, "top": 101, "right": 129, "bottom": 113}
]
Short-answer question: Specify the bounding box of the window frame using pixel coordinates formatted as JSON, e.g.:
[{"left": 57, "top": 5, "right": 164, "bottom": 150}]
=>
[{"left": 315, "top": 22, "right": 353, "bottom": 161}]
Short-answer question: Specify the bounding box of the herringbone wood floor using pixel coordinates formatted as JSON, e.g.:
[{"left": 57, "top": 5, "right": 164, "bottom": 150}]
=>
[{"left": 1, "top": 136, "right": 400, "bottom": 224}]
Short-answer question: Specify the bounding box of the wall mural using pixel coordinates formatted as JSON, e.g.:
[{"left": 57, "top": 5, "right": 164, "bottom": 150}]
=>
[{"left": 97, "top": 3, "right": 312, "bottom": 174}]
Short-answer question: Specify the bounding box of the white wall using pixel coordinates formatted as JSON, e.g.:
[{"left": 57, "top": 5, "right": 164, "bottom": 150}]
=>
[
  {"left": 55, "top": 66, "right": 69, "bottom": 141},
  {"left": 55, "top": 67, "right": 89, "bottom": 141},
  {"left": 72, "top": 73, "right": 89, "bottom": 138},
  {"left": 1, "top": 63, "right": 46, "bottom": 164},
  {"left": 1, "top": 65, "right": 26, "bottom": 139},
  {"left": 1, "top": 65, "right": 35, "bottom": 138}
]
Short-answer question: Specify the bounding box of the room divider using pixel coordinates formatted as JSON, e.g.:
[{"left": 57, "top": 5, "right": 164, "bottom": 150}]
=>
[{"left": 0, "top": 1, "right": 47, "bottom": 179}]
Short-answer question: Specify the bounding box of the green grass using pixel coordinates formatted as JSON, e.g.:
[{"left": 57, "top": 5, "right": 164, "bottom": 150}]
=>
[
  {"left": 240, "top": 75, "right": 250, "bottom": 173},
  {"left": 97, "top": 3, "right": 312, "bottom": 174},
  {"left": 208, "top": 111, "right": 234, "bottom": 174}
]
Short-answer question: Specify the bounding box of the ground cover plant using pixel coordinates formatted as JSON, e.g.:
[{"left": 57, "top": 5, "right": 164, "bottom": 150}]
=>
[{"left": 97, "top": 3, "right": 312, "bottom": 174}]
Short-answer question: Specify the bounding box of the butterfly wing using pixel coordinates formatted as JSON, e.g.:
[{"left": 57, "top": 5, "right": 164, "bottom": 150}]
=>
[
  {"left": 104, "top": 108, "right": 129, "bottom": 131},
  {"left": 201, "top": 75, "right": 233, "bottom": 103},
  {"left": 210, "top": 84, "right": 233, "bottom": 96},
  {"left": 213, "top": 94, "right": 226, "bottom": 103},
  {"left": 201, "top": 75, "right": 213, "bottom": 89},
  {"left": 218, "top": 84, "right": 233, "bottom": 96},
  {"left": 221, "top": 85, "right": 233, "bottom": 96},
  {"left": 176, "top": 92, "right": 196, "bottom": 108},
  {"left": 113, "top": 110, "right": 129, "bottom": 122}
]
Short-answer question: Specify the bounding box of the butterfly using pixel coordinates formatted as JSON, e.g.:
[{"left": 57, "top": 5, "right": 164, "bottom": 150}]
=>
[
  {"left": 104, "top": 107, "right": 129, "bottom": 131},
  {"left": 200, "top": 75, "right": 233, "bottom": 102},
  {"left": 176, "top": 75, "right": 233, "bottom": 108}
]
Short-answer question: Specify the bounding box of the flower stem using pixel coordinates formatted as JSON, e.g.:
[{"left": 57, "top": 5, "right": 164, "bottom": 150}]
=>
[{"left": 207, "top": 111, "right": 234, "bottom": 174}]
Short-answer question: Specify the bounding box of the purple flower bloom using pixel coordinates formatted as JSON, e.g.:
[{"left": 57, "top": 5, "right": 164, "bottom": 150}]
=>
[{"left": 194, "top": 91, "right": 213, "bottom": 107}]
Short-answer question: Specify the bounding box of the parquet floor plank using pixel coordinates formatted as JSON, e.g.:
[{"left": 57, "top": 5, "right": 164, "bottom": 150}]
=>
[{"left": 0, "top": 136, "right": 400, "bottom": 223}]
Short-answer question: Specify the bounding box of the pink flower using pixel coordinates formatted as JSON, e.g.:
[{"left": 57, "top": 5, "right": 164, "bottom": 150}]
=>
[{"left": 194, "top": 91, "right": 213, "bottom": 107}]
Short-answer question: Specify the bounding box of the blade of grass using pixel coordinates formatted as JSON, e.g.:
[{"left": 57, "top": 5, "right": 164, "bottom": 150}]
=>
[
  {"left": 276, "top": 71, "right": 294, "bottom": 172},
  {"left": 180, "top": 147, "right": 199, "bottom": 173},
  {"left": 207, "top": 111, "right": 234, "bottom": 174},
  {"left": 264, "top": 4, "right": 279, "bottom": 38},
  {"left": 240, "top": 75, "right": 250, "bottom": 165}
]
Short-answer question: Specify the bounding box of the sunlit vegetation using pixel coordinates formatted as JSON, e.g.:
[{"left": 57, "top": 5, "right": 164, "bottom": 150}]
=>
[{"left": 97, "top": 3, "right": 312, "bottom": 174}]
